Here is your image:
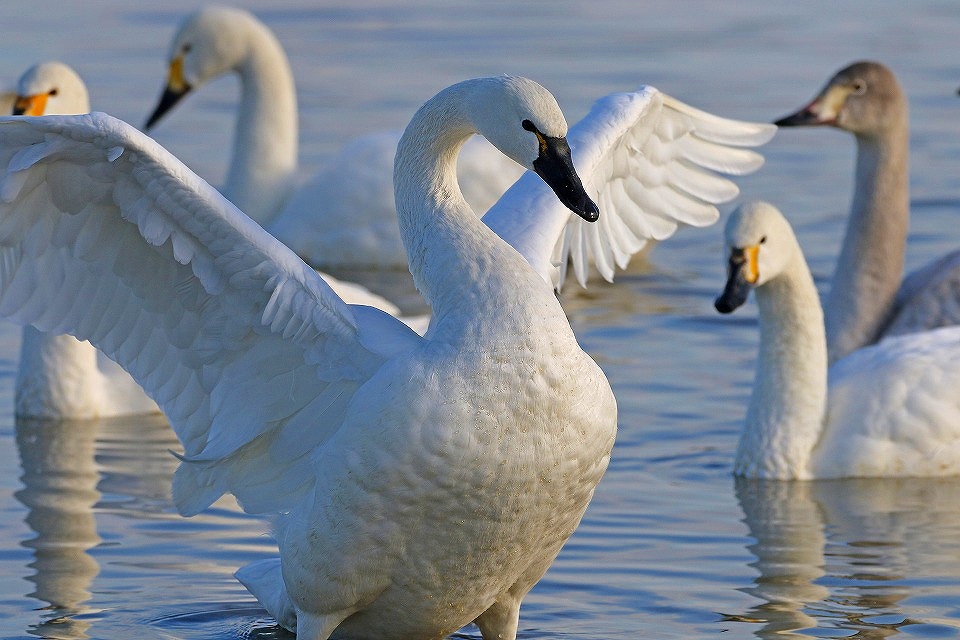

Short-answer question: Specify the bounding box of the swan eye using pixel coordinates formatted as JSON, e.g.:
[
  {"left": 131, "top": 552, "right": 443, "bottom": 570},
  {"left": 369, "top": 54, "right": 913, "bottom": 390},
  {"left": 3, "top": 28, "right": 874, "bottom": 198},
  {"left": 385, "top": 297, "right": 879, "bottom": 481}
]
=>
[
  {"left": 48, "top": 88, "right": 58, "bottom": 97},
  {"left": 759, "top": 236, "right": 767, "bottom": 244},
  {"left": 851, "top": 80, "right": 867, "bottom": 95},
  {"left": 521, "top": 119, "right": 537, "bottom": 133}
]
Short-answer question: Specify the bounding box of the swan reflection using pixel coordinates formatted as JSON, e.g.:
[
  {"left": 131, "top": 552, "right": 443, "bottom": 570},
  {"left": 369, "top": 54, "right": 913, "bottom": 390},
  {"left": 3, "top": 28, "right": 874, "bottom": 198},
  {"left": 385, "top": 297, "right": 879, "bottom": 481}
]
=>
[
  {"left": 16, "top": 417, "right": 101, "bottom": 639},
  {"left": 733, "top": 477, "right": 960, "bottom": 638},
  {"left": 14, "top": 413, "right": 178, "bottom": 639}
]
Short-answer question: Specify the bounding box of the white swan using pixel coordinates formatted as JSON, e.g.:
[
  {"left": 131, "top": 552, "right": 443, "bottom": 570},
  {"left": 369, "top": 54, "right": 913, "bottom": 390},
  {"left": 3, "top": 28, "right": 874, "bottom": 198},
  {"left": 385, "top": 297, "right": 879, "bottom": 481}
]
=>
[
  {"left": 10, "top": 61, "right": 159, "bottom": 419},
  {"left": 143, "top": 5, "right": 524, "bottom": 269},
  {"left": 0, "top": 76, "right": 617, "bottom": 640},
  {"left": 775, "top": 60, "right": 960, "bottom": 362},
  {"left": 715, "top": 201, "right": 960, "bottom": 479}
]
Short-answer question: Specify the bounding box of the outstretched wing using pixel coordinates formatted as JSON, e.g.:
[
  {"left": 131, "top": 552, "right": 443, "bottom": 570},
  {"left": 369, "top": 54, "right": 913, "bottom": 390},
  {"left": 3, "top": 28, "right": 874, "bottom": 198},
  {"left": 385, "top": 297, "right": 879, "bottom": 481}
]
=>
[
  {"left": 484, "top": 87, "right": 775, "bottom": 288},
  {"left": 0, "top": 112, "right": 423, "bottom": 515}
]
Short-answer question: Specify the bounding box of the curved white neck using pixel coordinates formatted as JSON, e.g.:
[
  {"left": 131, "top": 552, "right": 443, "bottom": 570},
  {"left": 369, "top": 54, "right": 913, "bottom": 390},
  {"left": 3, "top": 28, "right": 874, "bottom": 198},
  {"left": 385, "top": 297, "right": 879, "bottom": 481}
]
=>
[
  {"left": 737, "top": 253, "right": 828, "bottom": 479},
  {"left": 221, "top": 21, "right": 298, "bottom": 226},
  {"left": 824, "top": 117, "right": 909, "bottom": 363},
  {"left": 393, "top": 82, "right": 556, "bottom": 341}
]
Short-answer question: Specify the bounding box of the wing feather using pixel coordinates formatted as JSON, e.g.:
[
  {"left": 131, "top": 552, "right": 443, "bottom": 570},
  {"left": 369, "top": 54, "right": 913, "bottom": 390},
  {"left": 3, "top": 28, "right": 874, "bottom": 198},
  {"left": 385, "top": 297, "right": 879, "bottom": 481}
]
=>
[
  {"left": 0, "top": 113, "right": 424, "bottom": 516},
  {"left": 484, "top": 87, "right": 775, "bottom": 288}
]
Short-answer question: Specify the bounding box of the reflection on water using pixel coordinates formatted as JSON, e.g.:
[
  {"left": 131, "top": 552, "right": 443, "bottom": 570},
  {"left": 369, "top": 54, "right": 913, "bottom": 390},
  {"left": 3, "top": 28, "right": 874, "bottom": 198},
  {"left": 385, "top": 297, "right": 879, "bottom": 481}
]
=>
[
  {"left": 12, "top": 414, "right": 273, "bottom": 640},
  {"left": 733, "top": 478, "right": 960, "bottom": 639},
  {"left": 16, "top": 417, "right": 101, "bottom": 640}
]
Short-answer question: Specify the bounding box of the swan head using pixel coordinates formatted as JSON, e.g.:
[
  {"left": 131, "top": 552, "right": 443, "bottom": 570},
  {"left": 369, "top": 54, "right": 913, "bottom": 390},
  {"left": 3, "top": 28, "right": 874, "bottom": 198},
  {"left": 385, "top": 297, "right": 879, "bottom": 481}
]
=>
[
  {"left": 467, "top": 76, "right": 598, "bottom": 221},
  {"left": 13, "top": 61, "right": 89, "bottom": 116},
  {"left": 715, "top": 201, "right": 797, "bottom": 313},
  {"left": 145, "top": 6, "right": 262, "bottom": 129},
  {"left": 774, "top": 61, "right": 906, "bottom": 137}
]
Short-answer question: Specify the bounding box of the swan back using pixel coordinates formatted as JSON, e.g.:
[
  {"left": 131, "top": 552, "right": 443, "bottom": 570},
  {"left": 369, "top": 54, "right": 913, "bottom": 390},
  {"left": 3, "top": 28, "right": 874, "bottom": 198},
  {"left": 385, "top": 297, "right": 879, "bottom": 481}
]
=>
[{"left": 14, "top": 61, "right": 89, "bottom": 116}]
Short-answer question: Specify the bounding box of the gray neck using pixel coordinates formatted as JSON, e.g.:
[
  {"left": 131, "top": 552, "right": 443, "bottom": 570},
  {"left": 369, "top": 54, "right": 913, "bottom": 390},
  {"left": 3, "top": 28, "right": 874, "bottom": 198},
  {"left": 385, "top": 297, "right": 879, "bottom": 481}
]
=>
[
  {"left": 824, "top": 119, "right": 909, "bottom": 362},
  {"left": 737, "top": 253, "right": 828, "bottom": 479},
  {"left": 222, "top": 22, "right": 298, "bottom": 226}
]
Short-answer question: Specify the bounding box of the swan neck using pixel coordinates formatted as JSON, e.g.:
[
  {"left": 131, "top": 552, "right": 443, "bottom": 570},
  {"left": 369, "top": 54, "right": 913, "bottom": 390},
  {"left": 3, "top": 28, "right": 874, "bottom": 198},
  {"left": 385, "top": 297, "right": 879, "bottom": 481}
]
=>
[
  {"left": 393, "top": 82, "right": 553, "bottom": 339},
  {"left": 738, "top": 254, "right": 828, "bottom": 479},
  {"left": 825, "top": 117, "right": 909, "bottom": 362},
  {"left": 222, "top": 22, "right": 298, "bottom": 225}
]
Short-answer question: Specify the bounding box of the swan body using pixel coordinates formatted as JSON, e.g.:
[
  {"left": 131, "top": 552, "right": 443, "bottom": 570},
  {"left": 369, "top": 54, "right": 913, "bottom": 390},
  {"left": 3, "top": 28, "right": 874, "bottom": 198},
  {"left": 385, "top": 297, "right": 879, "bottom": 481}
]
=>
[
  {"left": 0, "top": 76, "right": 615, "bottom": 639},
  {"left": 11, "top": 62, "right": 158, "bottom": 419},
  {"left": 715, "top": 201, "right": 960, "bottom": 479},
  {"left": 145, "top": 6, "right": 523, "bottom": 269},
  {"left": 775, "top": 60, "right": 960, "bottom": 362}
]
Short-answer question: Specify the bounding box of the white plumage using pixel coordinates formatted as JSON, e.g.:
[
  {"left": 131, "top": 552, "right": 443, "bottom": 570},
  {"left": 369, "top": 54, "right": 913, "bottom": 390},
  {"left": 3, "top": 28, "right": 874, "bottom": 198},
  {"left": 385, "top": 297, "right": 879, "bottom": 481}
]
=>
[
  {"left": 484, "top": 87, "right": 775, "bottom": 289},
  {"left": 0, "top": 76, "right": 619, "bottom": 640},
  {"left": 9, "top": 61, "right": 158, "bottom": 419},
  {"left": 8, "top": 61, "right": 398, "bottom": 419},
  {"left": 0, "top": 54, "right": 775, "bottom": 635},
  {"left": 716, "top": 201, "right": 960, "bottom": 480},
  {"left": 145, "top": 7, "right": 772, "bottom": 279}
]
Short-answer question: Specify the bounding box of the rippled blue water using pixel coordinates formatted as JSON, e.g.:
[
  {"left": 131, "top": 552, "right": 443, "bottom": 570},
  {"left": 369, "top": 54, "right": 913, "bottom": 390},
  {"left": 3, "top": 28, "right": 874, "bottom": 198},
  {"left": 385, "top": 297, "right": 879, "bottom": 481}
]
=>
[{"left": 0, "top": 1, "right": 959, "bottom": 638}]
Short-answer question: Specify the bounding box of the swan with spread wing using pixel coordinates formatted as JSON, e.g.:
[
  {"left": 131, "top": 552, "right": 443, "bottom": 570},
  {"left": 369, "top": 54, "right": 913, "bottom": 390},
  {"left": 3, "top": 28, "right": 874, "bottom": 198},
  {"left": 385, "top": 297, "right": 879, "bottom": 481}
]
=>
[
  {"left": 0, "top": 67, "right": 773, "bottom": 636},
  {"left": 0, "top": 75, "right": 615, "bottom": 640}
]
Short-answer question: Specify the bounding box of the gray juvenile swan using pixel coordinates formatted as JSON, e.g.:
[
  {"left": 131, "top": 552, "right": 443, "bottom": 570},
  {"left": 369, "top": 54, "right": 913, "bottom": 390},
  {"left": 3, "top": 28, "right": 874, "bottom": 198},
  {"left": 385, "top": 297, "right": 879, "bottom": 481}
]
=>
[
  {"left": 716, "top": 201, "right": 960, "bottom": 479},
  {"left": 0, "top": 76, "right": 614, "bottom": 640},
  {"left": 775, "top": 60, "right": 960, "bottom": 363}
]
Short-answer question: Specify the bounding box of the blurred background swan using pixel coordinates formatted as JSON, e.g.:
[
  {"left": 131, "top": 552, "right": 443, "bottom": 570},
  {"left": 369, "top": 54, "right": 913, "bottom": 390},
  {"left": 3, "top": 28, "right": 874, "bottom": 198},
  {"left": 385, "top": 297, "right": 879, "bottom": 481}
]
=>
[{"left": 143, "top": 6, "right": 524, "bottom": 270}]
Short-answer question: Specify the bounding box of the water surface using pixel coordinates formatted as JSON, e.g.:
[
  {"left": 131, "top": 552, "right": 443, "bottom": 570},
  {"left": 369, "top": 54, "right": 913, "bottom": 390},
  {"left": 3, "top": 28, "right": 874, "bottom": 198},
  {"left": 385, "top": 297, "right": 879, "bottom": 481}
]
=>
[{"left": 0, "top": 1, "right": 959, "bottom": 638}]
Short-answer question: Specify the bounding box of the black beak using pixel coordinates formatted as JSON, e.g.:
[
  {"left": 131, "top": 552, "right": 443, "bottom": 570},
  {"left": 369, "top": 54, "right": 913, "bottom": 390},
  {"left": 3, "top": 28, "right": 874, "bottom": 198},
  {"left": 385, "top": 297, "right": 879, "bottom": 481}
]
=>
[
  {"left": 773, "top": 100, "right": 828, "bottom": 127},
  {"left": 714, "top": 250, "right": 754, "bottom": 313},
  {"left": 532, "top": 135, "right": 599, "bottom": 222},
  {"left": 144, "top": 85, "right": 192, "bottom": 130}
]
